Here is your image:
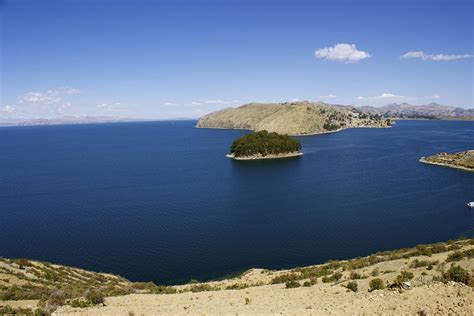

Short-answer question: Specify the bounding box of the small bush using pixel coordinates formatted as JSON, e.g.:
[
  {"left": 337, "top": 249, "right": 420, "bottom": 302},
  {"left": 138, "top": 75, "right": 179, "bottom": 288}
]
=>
[
  {"left": 303, "top": 281, "right": 312, "bottom": 287},
  {"left": 446, "top": 251, "right": 464, "bottom": 262},
  {"left": 371, "top": 268, "right": 380, "bottom": 277},
  {"left": 393, "top": 271, "right": 414, "bottom": 286},
  {"left": 410, "top": 259, "right": 439, "bottom": 268},
  {"left": 349, "top": 271, "right": 362, "bottom": 280},
  {"left": 70, "top": 299, "right": 91, "bottom": 308},
  {"left": 189, "top": 284, "right": 218, "bottom": 293},
  {"left": 346, "top": 281, "right": 358, "bottom": 292},
  {"left": 369, "top": 278, "right": 385, "bottom": 292},
  {"left": 85, "top": 290, "right": 104, "bottom": 305},
  {"left": 444, "top": 265, "right": 470, "bottom": 284},
  {"left": 152, "top": 285, "right": 177, "bottom": 294},
  {"left": 225, "top": 283, "right": 248, "bottom": 290},
  {"left": 285, "top": 281, "right": 301, "bottom": 288},
  {"left": 271, "top": 273, "right": 300, "bottom": 284}
]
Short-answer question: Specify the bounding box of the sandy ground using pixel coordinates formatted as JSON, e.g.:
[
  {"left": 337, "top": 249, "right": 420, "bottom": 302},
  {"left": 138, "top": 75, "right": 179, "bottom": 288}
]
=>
[
  {"left": 53, "top": 282, "right": 473, "bottom": 316},
  {"left": 51, "top": 247, "right": 474, "bottom": 316}
]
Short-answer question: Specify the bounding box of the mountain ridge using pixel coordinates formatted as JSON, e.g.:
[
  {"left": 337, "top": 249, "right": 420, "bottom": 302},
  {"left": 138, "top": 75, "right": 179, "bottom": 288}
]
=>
[{"left": 196, "top": 101, "right": 391, "bottom": 135}]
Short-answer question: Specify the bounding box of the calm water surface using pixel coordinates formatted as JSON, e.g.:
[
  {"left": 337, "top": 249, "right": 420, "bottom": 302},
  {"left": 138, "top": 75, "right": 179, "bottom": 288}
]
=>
[{"left": 0, "top": 120, "right": 473, "bottom": 284}]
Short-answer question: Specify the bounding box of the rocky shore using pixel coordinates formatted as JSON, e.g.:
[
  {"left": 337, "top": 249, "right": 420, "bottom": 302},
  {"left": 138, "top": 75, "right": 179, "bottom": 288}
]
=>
[
  {"left": 226, "top": 151, "right": 302, "bottom": 160},
  {"left": 420, "top": 150, "right": 474, "bottom": 172}
]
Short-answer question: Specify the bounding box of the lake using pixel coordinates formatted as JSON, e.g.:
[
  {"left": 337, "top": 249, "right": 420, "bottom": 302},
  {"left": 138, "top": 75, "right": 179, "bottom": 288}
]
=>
[{"left": 0, "top": 120, "right": 473, "bottom": 284}]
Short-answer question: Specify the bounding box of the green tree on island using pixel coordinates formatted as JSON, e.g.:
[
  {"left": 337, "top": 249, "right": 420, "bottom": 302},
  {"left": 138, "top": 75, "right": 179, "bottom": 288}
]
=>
[{"left": 230, "top": 130, "right": 301, "bottom": 158}]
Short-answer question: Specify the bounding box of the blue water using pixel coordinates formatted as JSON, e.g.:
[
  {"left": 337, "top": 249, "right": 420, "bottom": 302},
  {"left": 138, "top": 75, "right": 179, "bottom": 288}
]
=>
[{"left": 0, "top": 120, "right": 473, "bottom": 284}]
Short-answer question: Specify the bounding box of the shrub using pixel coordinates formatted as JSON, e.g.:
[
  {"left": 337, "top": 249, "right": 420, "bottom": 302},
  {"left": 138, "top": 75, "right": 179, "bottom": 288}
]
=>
[
  {"left": 225, "top": 283, "right": 248, "bottom": 290},
  {"left": 371, "top": 268, "right": 380, "bottom": 277},
  {"left": 393, "top": 271, "right": 414, "bottom": 286},
  {"left": 285, "top": 281, "right": 301, "bottom": 288},
  {"left": 85, "top": 290, "right": 104, "bottom": 305},
  {"left": 410, "top": 259, "right": 438, "bottom": 268},
  {"left": 369, "top": 278, "right": 385, "bottom": 292},
  {"left": 48, "top": 290, "right": 66, "bottom": 306},
  {"left": 271, "top": 273, "right": 300, "bottom": 284},
  {"left": 152, "top": 285, "right": 177, "bottom": 294},
  {"left": 349, "top": 272, "right": 362, "bottom": 280},
  {"left": 70, "top": 299, "right": 91, "bottom": 308},
  {"left": 189, "top": 284, "right": 218, "bottom": 292},
  {"left": 446, "top": 251, "right": 464, "bottom": 262},
  {"left": 303, "top": 281, "right": 312, "bottom": 287},
  {"left": 444, "top": 265, "right": 470, "bottom": 284},
  {"left": 346, "top": 281, "right": 358, "bottom": 292}
]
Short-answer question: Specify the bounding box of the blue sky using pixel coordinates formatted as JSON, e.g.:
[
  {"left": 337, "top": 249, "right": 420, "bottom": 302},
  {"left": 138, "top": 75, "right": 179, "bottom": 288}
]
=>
[{"left": 1, "top": 0, "right": 473, "bottom": 119}]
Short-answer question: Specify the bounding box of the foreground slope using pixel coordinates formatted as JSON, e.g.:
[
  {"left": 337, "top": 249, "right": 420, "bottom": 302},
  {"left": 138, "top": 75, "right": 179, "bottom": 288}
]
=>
[
  {"left": 196, "top": 101, "right": 390, "bottom": 135},
  {"left": 2, "top": 239, "right": 473, "bottom": 315}
]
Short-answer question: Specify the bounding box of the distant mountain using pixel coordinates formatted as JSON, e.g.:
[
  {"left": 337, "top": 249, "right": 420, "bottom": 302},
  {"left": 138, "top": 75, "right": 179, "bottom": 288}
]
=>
[
  {"left": 196, "top": 101, "right": 390, "bottom": 135},
  {"left": 0, "top": 116, "right": 152, "bottom": 127},
  {"left": 359, "top": 103, "right": 474, "bottom": 119}
]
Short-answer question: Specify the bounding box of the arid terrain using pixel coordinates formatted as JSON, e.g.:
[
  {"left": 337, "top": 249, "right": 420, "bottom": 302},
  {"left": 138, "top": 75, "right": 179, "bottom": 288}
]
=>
[
  {"left": 1, "top": 238, "right": 473, "bottom": 315},
  {"left": 420, "top": 150, "right": 474, "bottom": 171},
  {"left": 196, "top": 101, "right": 391, "bottom": 135}
]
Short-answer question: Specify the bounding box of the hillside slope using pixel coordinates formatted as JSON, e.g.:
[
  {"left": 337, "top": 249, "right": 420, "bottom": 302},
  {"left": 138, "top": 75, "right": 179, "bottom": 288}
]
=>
[
  {"left": 1, "top": 239, "right": 473, "bottom": 315},
  {"left": 360, "top": 103, "right": 474, "bottom": 119},
  {"left": 196, "top": 101, "right": 390, "bottom": 135}
]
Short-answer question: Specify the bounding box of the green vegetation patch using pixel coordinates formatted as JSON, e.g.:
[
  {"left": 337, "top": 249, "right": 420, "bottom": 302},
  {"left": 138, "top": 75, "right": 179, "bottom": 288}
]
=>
[{"left": 230, "top": 130, "right": 301, "bottom": 158}]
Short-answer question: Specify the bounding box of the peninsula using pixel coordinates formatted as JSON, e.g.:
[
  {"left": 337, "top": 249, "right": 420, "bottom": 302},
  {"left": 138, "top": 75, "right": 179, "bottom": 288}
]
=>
[
  {"left": 227, "top": 131, "right": 302, "bottom": 160},
  {"left": 196, "top": 101, "right": 391, "bottom": 136},
  {"left": 420, "top": 150, "right": 474, "bottom": 172}
]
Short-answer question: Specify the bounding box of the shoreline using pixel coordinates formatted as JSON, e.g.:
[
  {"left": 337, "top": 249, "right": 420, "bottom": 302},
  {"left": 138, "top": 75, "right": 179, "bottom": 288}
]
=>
[
  {"left": 4, "top": 238, "right": 472, "bottom": 315},
  {"left": 419, "top": 157, "right": 474, "bottom": 172},
  {"left": 226, "top": 152, "right": 303, "bottom": 160},
  {"left": 197, "top": 124, "right": 391, "bottom": 137}
]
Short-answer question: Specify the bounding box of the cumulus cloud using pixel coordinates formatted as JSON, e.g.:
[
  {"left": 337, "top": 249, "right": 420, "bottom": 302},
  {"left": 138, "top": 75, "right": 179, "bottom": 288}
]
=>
[
  {"left": 314, "top": 43, "right": 371, "bottom": 63},
  {"left": 2, "top": 105, "right": 15, "bottom": 113},
  {"left": 319, "top": 94, "right": 337, "bottom": 99},
  {"left": 96, "top": 102, "right": 126, "bottom": 111},
  {"left": 357, "top": 93, "right": 405, "bottom": 100},
  {"left": 62, "top": 87, "right": 81, "bottom": 94},
  {"left": 204, "top": 99, "right": 240, "bottom": 105},
  {"left": 1, "top": 87, "right": 80, "bottom": 118},
  {"left": 401, "top": 51, "right": 472, "bottom": 61}
]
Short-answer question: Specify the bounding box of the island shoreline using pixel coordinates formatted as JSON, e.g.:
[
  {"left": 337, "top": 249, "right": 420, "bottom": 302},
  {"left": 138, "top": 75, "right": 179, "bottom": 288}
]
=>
[
  {"left": 419, "top": 157, "right": 474, "bottom": 172},
  {"left": 226, "top": 152, "right": 303, "bottom": 160}
]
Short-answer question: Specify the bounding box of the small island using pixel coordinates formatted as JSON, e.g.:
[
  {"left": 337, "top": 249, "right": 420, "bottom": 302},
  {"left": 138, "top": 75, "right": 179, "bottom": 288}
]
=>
[
  {"left": 227, "top": 130, "right": 302, "bottom": 160},
  {"left": 420, "top": 150, "right": 474, "bottom": 172}
]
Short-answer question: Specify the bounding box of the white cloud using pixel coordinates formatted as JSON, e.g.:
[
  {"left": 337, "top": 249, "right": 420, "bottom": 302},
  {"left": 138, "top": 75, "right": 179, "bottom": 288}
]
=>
[
  {"left": 314, "top": 43, "right": 371, "bottom": 63},
  {"left": 191, "top": 101, "right": 202, "bottom": 106},
  {"left": 319, "top": 94, "right": 337, "bottom": 99},
  {"left": 62, "top": 87, "right": 81, "bottom": 94},
  {"left": 428, "top": 94, "right": 441, "bottom": 99},
  {"left": 163, "top": 102, "right": 178, "bottom": 107},
  {"left": 357, "top": 93, "right": 405, "bottom": 100},
  {"left": 401, "top": 51, "right": 472, "bottom": 61},
  {"left": 204, "top": 99, "right": 240, "bottom": 105},
  {"left": 2, "top": 105, "right": 15, "bottom": 113},
  {"left": 96, "top": 102, "right": 126, "bottom": 111},
  {"left": 2, "top": 87, "right": 80, "bottom": 118}
]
